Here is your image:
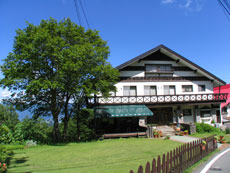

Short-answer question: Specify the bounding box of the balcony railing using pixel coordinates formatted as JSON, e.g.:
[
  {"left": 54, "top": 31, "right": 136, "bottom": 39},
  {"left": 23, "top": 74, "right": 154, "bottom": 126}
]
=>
[{"left": 89, "top": 93, "right": 228, "bottom": 105}]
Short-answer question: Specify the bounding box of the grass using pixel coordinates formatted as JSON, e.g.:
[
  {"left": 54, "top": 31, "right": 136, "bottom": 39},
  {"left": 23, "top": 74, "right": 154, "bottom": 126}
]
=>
[
  {"left": 190, "top": 133, "right": 230, "bottom": 142},
  {"left": 8, "top": 138, "right": 181, "bottom": 173},
  {"left": 185, "top": 149, "right": 220, "bottom": 173}
]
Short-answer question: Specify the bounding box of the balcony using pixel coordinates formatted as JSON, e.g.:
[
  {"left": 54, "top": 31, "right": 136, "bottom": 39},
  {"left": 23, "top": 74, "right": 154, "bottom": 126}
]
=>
[{"left": 89, "top": 93, "right": 228, "bottom": 105}]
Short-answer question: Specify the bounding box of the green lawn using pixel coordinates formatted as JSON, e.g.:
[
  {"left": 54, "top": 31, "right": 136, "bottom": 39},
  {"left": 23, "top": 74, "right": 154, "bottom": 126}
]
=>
[
  {"left": 190, "top": 133, "right": 230, "bottom": 142},
  {"left": 8, "top": 138, "right": 181, "bottom": 173}
]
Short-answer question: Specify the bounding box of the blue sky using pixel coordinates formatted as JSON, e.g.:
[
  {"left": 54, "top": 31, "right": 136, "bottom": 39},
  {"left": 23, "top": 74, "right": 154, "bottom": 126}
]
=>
[{"left": 0, "top": 0, "right": 230, "bottom": 117}]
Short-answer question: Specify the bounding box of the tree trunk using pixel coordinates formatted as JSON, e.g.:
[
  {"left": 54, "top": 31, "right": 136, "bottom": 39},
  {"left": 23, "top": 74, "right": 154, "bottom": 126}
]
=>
[
  {"left": 76, "top": 106, "right": 80, "bottom": 141},
  {"left": 53, "top": 113, "right": 61, "bottom": 142},
  {"left": 62, "top": 116, "right": 70, "bottom": 141}
]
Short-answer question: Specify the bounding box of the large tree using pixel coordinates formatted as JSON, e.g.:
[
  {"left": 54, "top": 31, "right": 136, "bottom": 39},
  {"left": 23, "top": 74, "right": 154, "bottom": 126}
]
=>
[{"left": 1, "top": 18, "right": 119, "bottom": 142}]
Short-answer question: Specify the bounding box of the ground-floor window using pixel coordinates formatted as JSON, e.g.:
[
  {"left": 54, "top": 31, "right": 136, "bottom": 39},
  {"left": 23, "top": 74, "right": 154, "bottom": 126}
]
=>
[
  {"left": 200, "top": 110, "right": 211, "bottom": 117},
  {"left": 95, "top": 117, "right": 146, "bottom": 134}
]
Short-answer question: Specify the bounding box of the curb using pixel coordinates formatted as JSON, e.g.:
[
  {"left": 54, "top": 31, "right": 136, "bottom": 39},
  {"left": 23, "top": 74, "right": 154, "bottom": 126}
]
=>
[{"left": 193, "top": 147, "right": 230, "bottom": 173}]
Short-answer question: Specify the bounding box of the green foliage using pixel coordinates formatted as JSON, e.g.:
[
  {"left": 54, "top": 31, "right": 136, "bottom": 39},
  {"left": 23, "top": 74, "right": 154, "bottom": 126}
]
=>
[
  {"left": 0, "top": 125, "right": 14, "bottom": 144},
  {"left": 195, "top": 123, "right": 221, "bottom": 133},
  {"left": 77, "top": 109, "right": 95, "bottom": 141},
  {"left": 0, "top": 104, "right": 19, "bottom": 130},
  {"left": 61, "top": 109, "right": 95, "bottom": 142},
  {"left": 0, "top": 144, "right": 24, "bottom": 163},
  {"left": 0, "top": 123, "right": 24, "bottom": 144},
  {"left": 202, "top": 140, "right": 206, "bottom": 145},
  {"left": 226, "top": 128, "right": 230, "bottom": 134},
  {"left": 21, "top": 117, "right": 52, "bottom": 144},
  {"left": 1, "top": 17, "right": 119, "bottom": 142}
]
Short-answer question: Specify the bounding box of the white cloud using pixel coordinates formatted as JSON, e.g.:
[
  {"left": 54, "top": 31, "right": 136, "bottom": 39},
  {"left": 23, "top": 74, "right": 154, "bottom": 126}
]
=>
[
  {"left": 161, "top": 0, "right": 204, "bottom": 12},
  {"left": 161, "top": 0, "right": 175, "bottom": 4},
  {"left": 184, "top": 0, "right": 192, "bottom": 8},
  {"left": 0, "top": 90, "right": 11, "bottom": 98}
]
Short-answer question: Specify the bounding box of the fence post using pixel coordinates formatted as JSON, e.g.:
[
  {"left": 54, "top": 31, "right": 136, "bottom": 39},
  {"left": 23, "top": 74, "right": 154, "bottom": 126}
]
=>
[
  {"left": 162, "top": 154, "right": 166, "bottom": 173},
  {"left": 152, "top": 158, "right": 157, "bottom": 173},
  {"left": 157, "top": 155, "right": 161, "bottom": 173},
  {"left": 170, "top": 150, "right": 172, "bottom": 171},
  {"left": 138, "top": 165, "right": 143, "bottom": 173},
  {"left": 145, "top": 162, "right": 150, "bottom": 173},
  {"left": 179, "top": 146, "right": 183, "bottom": 172},
  {"left": 166, "top": 152, "right": 169, "bottom": 173}
]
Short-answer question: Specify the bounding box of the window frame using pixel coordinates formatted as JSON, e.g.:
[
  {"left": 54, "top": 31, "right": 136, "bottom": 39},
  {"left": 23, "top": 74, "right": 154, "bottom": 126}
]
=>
[
  {"left": 144, "top": 85, "right": 157, "bottom": 96},
  {"left": 123, "top": 86, "right": 137, "bottom": 96},
  {"left": 182, "top": 85, "right": 193, "bottom": 93},
  {"left": 145, "top": 64, "right": 173, "bottom": 73},
  {"left": 163, "top": 85, "right": 176, "bottom": 95},
  {"left": 198, "top": 85, "right": 206, "bottom": 92}
]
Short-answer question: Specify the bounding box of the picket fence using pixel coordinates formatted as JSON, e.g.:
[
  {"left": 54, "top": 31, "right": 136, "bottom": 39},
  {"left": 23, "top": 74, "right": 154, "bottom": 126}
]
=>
[{"left": 129, "top": 135, "right": 217, "bottom": 173}]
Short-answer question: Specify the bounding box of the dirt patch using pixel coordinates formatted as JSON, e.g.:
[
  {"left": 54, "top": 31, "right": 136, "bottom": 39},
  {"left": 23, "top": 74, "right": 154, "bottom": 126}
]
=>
[{"left": 219, "top": 144, "right": 230, "bottom": 151}]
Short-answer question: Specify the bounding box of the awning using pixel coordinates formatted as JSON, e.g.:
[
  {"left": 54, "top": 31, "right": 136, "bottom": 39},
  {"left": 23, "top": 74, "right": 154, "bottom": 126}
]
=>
[{"left": 95, "top": 105, "right": 153, "bottom": 118}]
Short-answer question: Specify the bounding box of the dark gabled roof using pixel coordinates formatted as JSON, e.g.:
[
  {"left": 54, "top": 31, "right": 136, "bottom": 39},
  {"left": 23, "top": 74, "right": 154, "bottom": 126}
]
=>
[{"left": 116, "top": 44, "right": 226, "bottom": 86}]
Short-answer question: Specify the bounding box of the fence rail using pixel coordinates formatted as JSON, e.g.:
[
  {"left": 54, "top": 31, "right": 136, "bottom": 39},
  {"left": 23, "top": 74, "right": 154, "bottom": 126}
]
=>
[
  {"left": 129, "top": 135, "right": 217, "bottom": 173},
  {"left": 88, "top": 93, "right": 228, "bottom": 105}
]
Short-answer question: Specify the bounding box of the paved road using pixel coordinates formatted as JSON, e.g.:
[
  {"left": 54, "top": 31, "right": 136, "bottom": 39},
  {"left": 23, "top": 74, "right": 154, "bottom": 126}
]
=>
[{"left": 206, "top": 149, "right": 230, "bottom": 173}]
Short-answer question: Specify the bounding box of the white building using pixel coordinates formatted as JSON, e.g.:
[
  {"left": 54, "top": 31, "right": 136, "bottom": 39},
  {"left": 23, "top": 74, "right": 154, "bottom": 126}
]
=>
[{"left": 93, "top": 45, "right": 227, "bottom": 134}]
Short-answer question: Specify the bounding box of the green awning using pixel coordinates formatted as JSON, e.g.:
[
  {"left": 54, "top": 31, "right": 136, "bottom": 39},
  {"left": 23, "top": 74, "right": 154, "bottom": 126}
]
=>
[{"left": 95, "top": 105, "right": 153, "bottom": 118}]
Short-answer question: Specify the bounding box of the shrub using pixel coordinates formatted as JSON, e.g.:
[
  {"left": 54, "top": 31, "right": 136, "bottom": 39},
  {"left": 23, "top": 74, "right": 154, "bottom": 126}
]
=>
[
  {"left": 202, "top": 140, "right": 206, "bottom": 145},
  {"left": 195, "top": 123, "right": 221, "bottom": 133},
  {"left": 0, "top": 162, "right": 7, "bottom": 173},
  {"left": 164, "top": 136, "right": 170, "bottom": 140},
  {"left": 21, "top": 117, "right": 52, "bottom": 144},
  {"left": 226, "top": 128, "right": 230, "bottom": 134},
  {"left": 0, "top": 144, "right": 24, "bottom": 163}
]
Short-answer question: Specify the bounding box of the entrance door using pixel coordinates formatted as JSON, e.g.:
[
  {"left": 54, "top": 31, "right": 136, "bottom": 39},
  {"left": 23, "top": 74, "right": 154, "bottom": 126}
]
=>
[{"left": 147, "top": 107, "right": 173, "bottom": 125}]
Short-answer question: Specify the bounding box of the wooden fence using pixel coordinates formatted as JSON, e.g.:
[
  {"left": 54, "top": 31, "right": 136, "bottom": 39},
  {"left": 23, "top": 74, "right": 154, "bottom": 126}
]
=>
[{"left": 129, "top": 135, "right": 217, "bottom": 173}]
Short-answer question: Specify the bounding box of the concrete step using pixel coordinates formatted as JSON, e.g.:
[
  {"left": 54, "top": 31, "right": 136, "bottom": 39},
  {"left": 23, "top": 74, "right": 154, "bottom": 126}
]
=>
[{"left": 156, "top": 126, "right": 176, "bottom": 137}]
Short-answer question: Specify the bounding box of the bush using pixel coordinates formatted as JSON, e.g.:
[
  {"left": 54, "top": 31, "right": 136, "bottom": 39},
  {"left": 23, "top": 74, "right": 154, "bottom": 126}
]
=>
[
  {"left": 0, "top": 144, "right": 24, "bottom": 163},
  {"left": 61, "top": 109, "right": 96, "bottom": 142},
  {"left": 21, "top": 117, "right": 52, "bottom": 144},
  {"left": 195, "top": 123, "right": 222, "bottom": 133},
  {"left": 226, "top": 128, "right": 230, "bottom": 134}
]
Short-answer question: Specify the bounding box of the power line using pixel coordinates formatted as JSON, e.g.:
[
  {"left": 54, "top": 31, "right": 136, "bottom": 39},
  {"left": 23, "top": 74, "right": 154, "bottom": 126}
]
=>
[
  {"left": 73, "top": 0, "right": 90, "bottom": 29},
  {"left": 218, "top": 0, "right": 230, "bottom": 21},
  {"left": 74, "top": 0, "right": 82, "bottom": 26},
  {"left": 79, "top": 0, "right": 90, "bottom": 29},
  {"left": 218, "top": 0, "right": 230, "bottom": 16}
]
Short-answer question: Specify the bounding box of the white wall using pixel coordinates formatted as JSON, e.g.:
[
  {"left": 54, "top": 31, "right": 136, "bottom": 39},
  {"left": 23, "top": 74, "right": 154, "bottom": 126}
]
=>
[{"left": 114, "top": 81, "right": 213, "bottom": 96}]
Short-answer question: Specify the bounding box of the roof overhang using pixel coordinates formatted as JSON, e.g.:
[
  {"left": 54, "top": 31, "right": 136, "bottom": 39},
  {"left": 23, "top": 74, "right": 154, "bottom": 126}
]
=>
[{"left": 116, "top": 44, "right": 226, "bottom": 87}]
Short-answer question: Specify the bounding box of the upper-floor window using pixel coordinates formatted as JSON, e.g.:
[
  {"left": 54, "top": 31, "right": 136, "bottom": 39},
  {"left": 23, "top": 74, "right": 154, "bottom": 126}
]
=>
[
  {"left": 144, "top": 86, "right": 157, "bottom": 95},
  {"left": 145, "top": 64, "right": 173, "bottom": 73},
  {"left": 164, "top": 85, "right": 175, "bottom": 95},
  {"left": 123, "top": 86, "right": 136, "bottom": 96},
  {"left": 182, "top": 85, "right": 193, "bottom": 92},
  {"left": 198, "top": 85, "right": 206, "bottom": 92}
]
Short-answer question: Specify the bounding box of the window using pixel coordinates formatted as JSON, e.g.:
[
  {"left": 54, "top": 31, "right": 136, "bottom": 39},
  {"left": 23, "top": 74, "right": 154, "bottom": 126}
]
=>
[
  {"left": 123, "top": 86, "right": 136, "bottom": 96},
  {"left": 145, "top": 65, "right": 172, "bottom": 73},
  {"left": 200, "top": 110, "right": 211, "bottom": 118},
  {"left": 198, "top": 85, "right": 206, "bottom": 92},
  {"left": 163, "top": 85, "right": 175, "bottom": 95},
  {"left": 182, "top": 85, "right": 193, "bottom": 92},
  {"left": 144, "top": 86, "right": 157, "bottom": 95},
  {"left": 183, "top": 109, "right": 192, "bottom": 116}
]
